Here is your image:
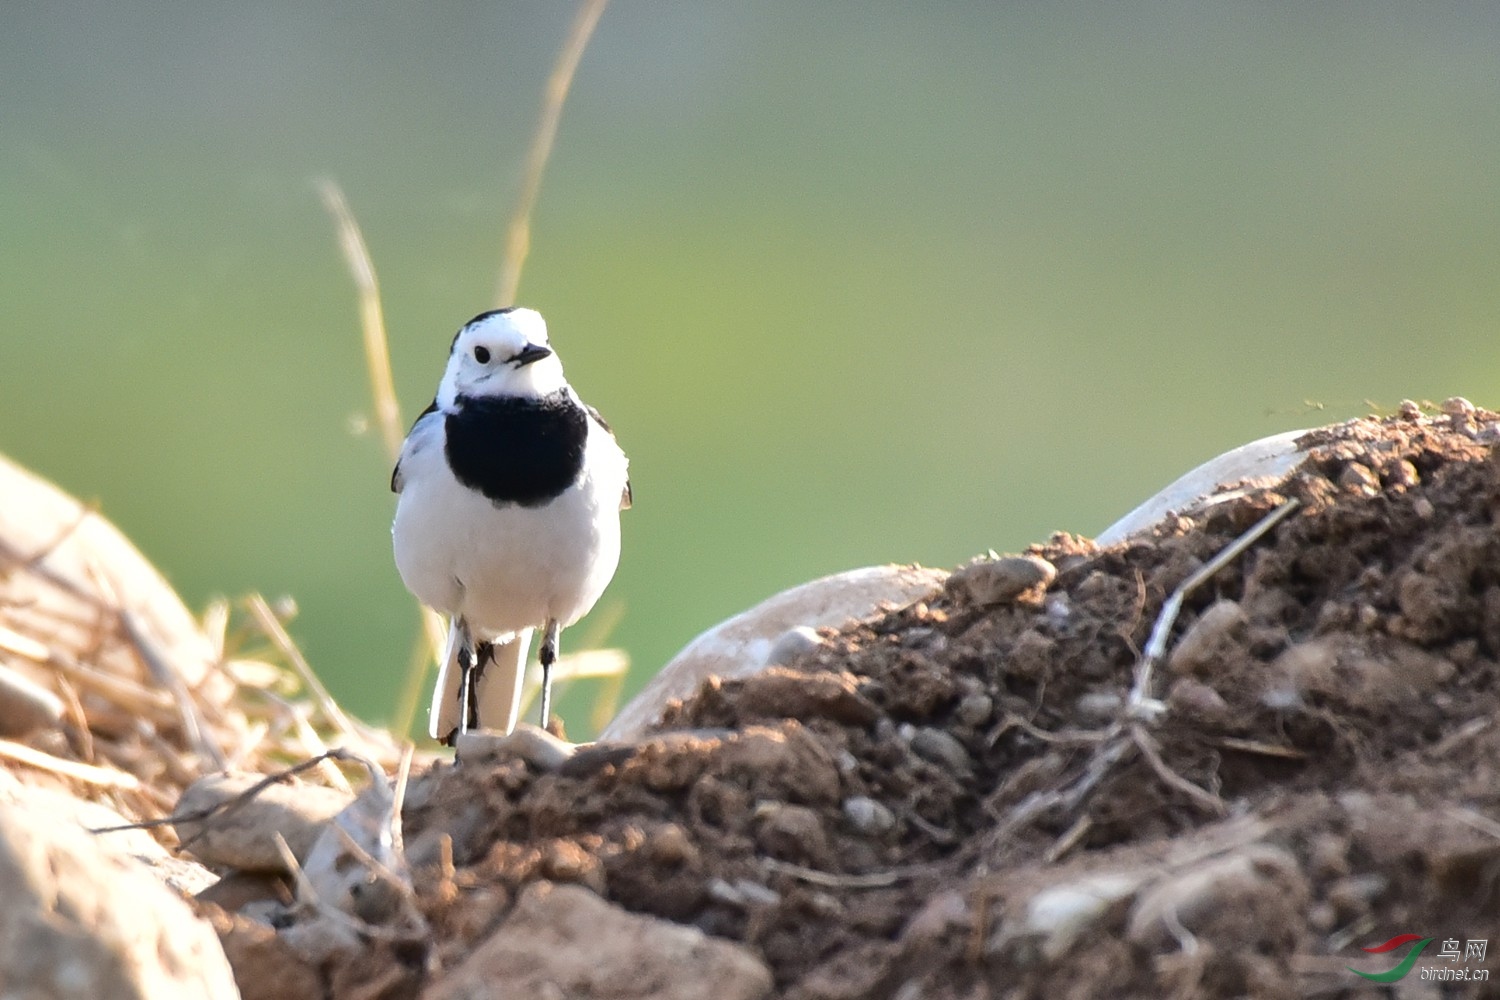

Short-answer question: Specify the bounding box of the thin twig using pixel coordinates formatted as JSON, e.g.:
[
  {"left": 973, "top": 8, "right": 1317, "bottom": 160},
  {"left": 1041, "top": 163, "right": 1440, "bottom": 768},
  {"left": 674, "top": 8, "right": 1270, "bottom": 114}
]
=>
[
  {"left": 1130, "top": 726, "right": 1226, "bottom": 816},
  {"left": 1044, "top": 814, "right": 1094, "bottom": 864},
  {"left": 317, "top": 178, "right": 403, "bottom": 463},
  {"left": 1217, "top": 736, "right": 1304, "bottom": 759},
  {"left": 999, "top": 500, "right": 1298, "bottom": 837},
  {"left": 120, "top": 608, "right": 227, "bottom": 769},
  {"left": 90, "top": 747, "right": 368, "bottom": 835},
  {"left": 1129, "top": 498, "right": 1301, "bottom": 714},
  {"left": 1446, "top": 806, "right": 1500, "bottom": 841},
  {"left": 494, "top": 0, "right": 610, "bottom": 306},
  {"left": 762, "top": 857, "right": 906, "bottom": 889},
  {"left": 392, "top": 616, "right": 445, "bottom": 742}
]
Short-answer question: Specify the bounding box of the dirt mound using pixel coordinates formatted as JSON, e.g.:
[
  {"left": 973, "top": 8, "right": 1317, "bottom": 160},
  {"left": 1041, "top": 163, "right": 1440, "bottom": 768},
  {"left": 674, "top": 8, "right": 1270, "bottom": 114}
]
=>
[{"left": 236, "top": 405, "right": 1500, "bottom": 998}]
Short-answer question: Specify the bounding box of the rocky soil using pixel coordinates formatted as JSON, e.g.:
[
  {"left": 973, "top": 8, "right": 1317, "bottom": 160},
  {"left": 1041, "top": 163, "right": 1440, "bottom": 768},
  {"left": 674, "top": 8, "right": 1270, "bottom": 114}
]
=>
[
  {"left": 8, "top": 403, "right": 1500, "bottom": 999},
  {"left": 205, "top": 403, "right": 1500, "bottom": 999}
]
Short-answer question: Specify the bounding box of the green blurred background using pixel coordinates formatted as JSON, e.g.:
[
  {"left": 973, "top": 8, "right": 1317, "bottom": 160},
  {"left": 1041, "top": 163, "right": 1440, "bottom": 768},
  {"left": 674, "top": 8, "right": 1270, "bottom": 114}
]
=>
[{"left": 3, "top": 3, "right": 1496, "bottom": 736}]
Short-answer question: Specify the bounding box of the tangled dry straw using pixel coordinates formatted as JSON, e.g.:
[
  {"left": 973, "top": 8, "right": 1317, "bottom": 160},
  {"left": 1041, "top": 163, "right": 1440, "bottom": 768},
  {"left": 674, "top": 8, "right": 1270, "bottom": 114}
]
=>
[{"left": 0, "top": 452, "right": 409, "bottom": 840}]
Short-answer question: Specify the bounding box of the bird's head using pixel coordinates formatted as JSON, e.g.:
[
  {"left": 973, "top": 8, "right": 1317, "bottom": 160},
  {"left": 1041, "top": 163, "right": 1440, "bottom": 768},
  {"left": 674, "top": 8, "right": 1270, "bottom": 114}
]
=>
[{"left": 437, "top": 307, "right": 566, "bottom": 408}]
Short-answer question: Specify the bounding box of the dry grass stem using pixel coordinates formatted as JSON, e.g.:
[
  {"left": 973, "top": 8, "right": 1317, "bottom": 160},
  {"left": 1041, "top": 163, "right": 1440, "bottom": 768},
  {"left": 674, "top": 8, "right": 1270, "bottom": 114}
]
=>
[
  {"left": 761, "top": 857, "right": 904, "bottom": 889},
  {"left": 1130, "top": 498, "right": 1301, "bottom": 713},
  {"left": 993, "top": 500, "right": 1297, "bottom": 843},
  {"left": 0, "top": 738, "right": 142, "bottom": 789},
  {"left": 494, "top": 0, "right": 610, "bottom": 307},
  {"left": 317, "top": 178, "right": 404, "bottom": 463},
  {"left": 246, "top": 593, "right": 358, "bottom": 740}
]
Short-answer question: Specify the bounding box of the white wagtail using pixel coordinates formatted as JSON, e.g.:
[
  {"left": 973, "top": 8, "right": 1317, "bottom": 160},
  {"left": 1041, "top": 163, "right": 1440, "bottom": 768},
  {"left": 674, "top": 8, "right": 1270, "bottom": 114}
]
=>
[{"left": 391, "top": 307, "right": 631, "bottom": 744}]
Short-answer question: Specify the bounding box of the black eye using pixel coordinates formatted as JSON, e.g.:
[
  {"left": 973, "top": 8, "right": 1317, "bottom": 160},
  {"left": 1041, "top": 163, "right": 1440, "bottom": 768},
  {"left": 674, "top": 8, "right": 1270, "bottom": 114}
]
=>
[{"left": 473, "top": 346, "right": 491, "bottom": 364}]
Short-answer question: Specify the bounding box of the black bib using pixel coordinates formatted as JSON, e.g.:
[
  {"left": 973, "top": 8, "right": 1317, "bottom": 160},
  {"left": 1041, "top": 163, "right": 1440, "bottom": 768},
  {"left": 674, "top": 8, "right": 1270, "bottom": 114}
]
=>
[{"left": 444, "top": 390, "right": 587, "bottom": 507}]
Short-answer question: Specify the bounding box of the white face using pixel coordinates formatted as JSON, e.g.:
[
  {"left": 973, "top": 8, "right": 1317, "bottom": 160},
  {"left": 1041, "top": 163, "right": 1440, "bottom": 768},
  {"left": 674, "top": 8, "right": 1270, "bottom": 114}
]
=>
[{"left": 436, "top": 307, "right": 568, "bottom": 408}]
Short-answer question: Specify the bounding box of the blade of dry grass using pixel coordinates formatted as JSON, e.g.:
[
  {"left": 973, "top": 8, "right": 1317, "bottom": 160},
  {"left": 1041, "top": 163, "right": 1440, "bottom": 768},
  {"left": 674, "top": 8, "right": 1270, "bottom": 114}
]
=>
[
  {"left": 245, "top": 593, "right": 357, "bottom": 741},
  {"left": 494, "top": 0, "right": 610, "bottom": 307},
  {"left": 318, "top": 178, "right": 404, "bottom": 464}
]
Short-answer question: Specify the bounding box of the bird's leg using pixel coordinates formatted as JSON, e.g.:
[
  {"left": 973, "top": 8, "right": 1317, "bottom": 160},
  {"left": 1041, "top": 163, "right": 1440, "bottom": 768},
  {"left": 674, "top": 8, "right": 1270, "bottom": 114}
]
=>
[
  {"left": 538, "top": 618, "right": 561, "bottom": 728},
  {"left": 471, "top": 640, "right": 492, "bottom": 729},
  {"left": 454, "top": 620, "right": 478, "bottom": 738}
]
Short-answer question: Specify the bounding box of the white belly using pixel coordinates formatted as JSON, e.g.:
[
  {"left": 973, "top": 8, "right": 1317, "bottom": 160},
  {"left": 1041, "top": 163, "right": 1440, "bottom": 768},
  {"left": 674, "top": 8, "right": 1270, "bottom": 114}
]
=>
[{"left": 392, "top": 427, "right": 625, "bottom": 640}]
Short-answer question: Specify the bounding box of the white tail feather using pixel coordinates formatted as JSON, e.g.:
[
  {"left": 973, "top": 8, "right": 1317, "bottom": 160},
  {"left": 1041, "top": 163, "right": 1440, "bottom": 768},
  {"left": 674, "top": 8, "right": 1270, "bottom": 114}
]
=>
[{"left": 428, "top": 623, "right": 533, "bottom": 739}]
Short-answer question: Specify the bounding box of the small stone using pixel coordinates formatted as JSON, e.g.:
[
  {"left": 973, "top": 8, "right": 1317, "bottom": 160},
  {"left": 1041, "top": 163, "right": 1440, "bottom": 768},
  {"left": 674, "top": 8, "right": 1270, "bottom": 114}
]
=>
[
  {"left": 1166, "top": 677, "right": 1230, "bottom": 724},
  {"left": 1167, "top": 599, "right": 1247, "bottom": 677},
  {"left": 1441, "top": 396, "right": 1476, "bottom": 416},
  {"left": 1397, "top": 399, "right": 1423, "bottom": 420},
  {"left": 1337, "top": 462, "right": 1379, "bottom": 495},
  {"left": 842, "top": 796, "right": 896, "bottom": 836},
  {"left": 707, "top": 878, "right": 781, "bottom": 908},
  {"left": 174, "top": 772, "right": 354, "bottom": 873},
  {"left": 542, "top": 840, "right": 606, "bottom": 894},
  {"left": 1382, "top": 459, "right": 1419, "bottom": 490},
  {"left": 1075, "top": 691, "right": 1123, "bottom": 721},
  {"left": 754, "top": 802, "right": 828, "bottom": 863},
  {"left": 426, "top": 883, "right": 774, "bottom": 1000},
  {"left": 955, "top": 692, "right": 993, "bottom": 727},
  {"left": 454, "top": 724, "right": 578, "bottom": 771},
  {"left": 998, "top": 871, "right": 1145, "bottom": 961},
  {"left": 945, "top": 555, "right": 1057, "bottom": 607},
  {"left": 908, "top": 727, "right": 972, "bottom": 776},
  {"left": 645, "top": 823, "right": 699, "bottom": 868},
  {"left": 764, "top": 625, "right": 823, "bottom": 667}
]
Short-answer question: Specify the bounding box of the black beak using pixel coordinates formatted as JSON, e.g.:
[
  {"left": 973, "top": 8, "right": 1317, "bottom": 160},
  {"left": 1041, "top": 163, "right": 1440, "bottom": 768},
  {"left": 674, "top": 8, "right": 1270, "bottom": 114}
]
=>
[{"left": 512, "top": 343, "right": 553, "bottom": 367}]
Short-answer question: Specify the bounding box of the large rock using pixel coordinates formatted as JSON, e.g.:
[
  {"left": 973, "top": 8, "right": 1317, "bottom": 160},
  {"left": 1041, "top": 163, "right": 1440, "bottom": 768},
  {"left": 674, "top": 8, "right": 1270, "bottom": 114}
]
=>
[
  {"left": 0, "top": 795, "right": 238, "bottom": 999},
  {"left": 601, "top": 564, "right": 945, "bottom": 741},
  {"left": 424, "top": 882, "right": 771, "bottom": 1000},
  {"left": 0, "top": 452, "right": 220, "bottom": 695},
  {"left": 174, "top": 771, "right": 355, "bottom": 873}
]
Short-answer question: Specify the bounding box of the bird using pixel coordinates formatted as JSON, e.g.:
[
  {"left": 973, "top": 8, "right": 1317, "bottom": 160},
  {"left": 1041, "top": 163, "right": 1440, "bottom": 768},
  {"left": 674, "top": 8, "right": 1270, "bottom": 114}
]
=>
[{"left": 390, "top": 307, "right": 631, "bottom": 745}]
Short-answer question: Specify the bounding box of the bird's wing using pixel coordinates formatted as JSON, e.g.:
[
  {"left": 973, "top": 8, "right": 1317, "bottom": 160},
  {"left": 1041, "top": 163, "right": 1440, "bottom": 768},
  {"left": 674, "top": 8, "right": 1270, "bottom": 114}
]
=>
[
  {"left": 584, "top": 402, "right": 632, "bottom": 511},
  {"left": 391, "top": 400, "right": 440, "bottom": 494}
]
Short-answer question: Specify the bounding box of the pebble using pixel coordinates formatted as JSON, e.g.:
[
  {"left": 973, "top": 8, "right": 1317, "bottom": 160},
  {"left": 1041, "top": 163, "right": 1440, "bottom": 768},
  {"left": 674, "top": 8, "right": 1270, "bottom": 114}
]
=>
[
  {"left": 707, "top": 878, "right": 781, "bottom": 908},
  {"left": 645, "top": 823, "right": 699, "bottom": 867},
  {"left": 764, "top": 625, "right": 823, "bottom": 667},
  {"left": 1397, "top": 399, "right": 1423, "bottom": 420},
  {"left": 1441, "top": 396, "right": 1476, "bottom": 416},
  {"left": 1075, "top": 691, "right": 1123, "bottom": 721},
  {"left": 945, "top": 554, "right": 1057, "bottom": 606},
  {"left": 753, "top": 802, "right": 828, "bottom": 862},
  {"left": 1337, "top": 462, "right": 1379, "bottom": 495},
  {"left": 1166, "top": 677, "right": 1230, "bottom": 724},
  {"left": 1167, "top": 599, "right": 1247, "bottom": 676},
  {"left": 1382, "top": 458, "right": 1419, "bottom": 490},
  {"left": 842, "top": 796, "right": 896, "bottom": 836},
  {"left": 454, "top": 724, "right": 578, "bottom": 771},
  {"left": 955, "top": 692, "right": 993, "bottom": 728},
  {"left": 908, "top": 727, "right": 973, "bottom": 776},
  {"left": 174, "top": 772, "right": 355, "bottom": 873}
]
